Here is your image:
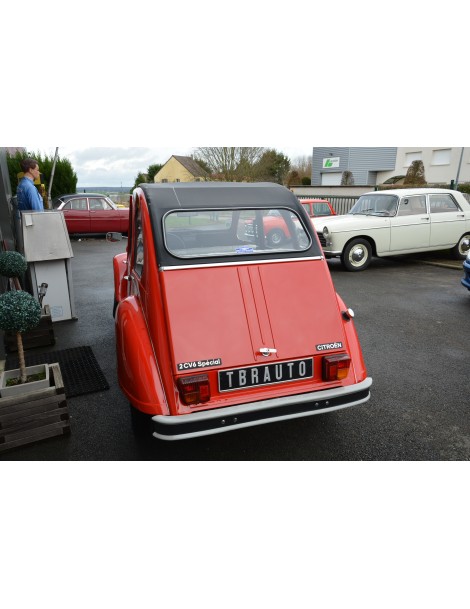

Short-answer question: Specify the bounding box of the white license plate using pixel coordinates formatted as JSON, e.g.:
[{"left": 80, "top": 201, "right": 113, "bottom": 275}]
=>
[{"left": 218, "top": 358, "right": 313, "bottom": 392}]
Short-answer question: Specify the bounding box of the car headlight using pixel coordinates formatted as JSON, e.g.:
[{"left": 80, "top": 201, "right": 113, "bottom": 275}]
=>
[{"left": 323, "top": 227, "right": 330, "bottom": 239}]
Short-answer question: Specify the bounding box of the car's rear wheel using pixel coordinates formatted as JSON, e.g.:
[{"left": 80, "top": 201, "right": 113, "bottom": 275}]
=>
[
  {"left": 267, "top": 229, "right": 285, "bottom": 247},
  {"left": 341, "top": 239, "right": 372, "bottom": 272},
  {"left": 130, "top": 405, "right": 154, "bottom": 440},
  {"left": 450, "top": 233, "right": 470, "bottom": 260}
]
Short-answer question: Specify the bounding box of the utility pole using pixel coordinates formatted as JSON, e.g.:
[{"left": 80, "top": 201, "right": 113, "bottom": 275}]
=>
[
  {"left": 47, "top": 147, "right": 59, "bottom": 209},
  {"left": 455, "top": 147, "right": 465, "bottom": 190}
]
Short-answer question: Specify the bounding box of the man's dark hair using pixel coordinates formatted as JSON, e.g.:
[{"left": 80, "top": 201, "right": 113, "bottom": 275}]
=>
[{"left": 20, "top": 158, "right": 38, "bottom": 173}]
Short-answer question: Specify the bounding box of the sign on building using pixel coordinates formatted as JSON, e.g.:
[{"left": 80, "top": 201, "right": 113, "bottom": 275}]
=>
[{"left": 323, "top": 157, "right": 340, "bottom": 169}]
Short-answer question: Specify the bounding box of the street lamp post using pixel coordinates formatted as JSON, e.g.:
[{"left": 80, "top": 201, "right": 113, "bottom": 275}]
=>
[
  {"left": 455, "top": 147, "right": 465, "bottom": 190},
  {"left": 47, "top": 147, "right": 59, "bottom": 209}
]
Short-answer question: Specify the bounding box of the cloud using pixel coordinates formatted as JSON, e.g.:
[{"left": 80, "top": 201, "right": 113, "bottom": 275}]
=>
[
  {"left": 62, "top": 147, "right": 193, "bottom": 186},
  {"left": 25, "top": 146, "right": 313, "bottom": 187}
]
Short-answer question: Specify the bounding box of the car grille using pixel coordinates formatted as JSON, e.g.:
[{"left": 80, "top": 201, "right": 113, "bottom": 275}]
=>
[{"left": 317, "top": 233, "right": 327, "bottom": 247}]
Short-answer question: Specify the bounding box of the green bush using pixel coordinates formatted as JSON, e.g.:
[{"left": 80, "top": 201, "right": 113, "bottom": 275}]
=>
[
  {"left": 301, "top": 177, "right": 312, "bottom": 186},
  {"left": 0, "top": 290, "right": 41, "bottom": 334},
  {"left": 458, "top": 183, "right": 470, "bottom": 195},
  {"left": 0, "top": 251, "right": 28, "bottom": 278}
]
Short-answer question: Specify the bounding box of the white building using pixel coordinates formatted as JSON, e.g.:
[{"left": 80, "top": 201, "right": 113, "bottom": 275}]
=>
[{"left": 312, "top": 147, "right": 469, "bottom": 187}]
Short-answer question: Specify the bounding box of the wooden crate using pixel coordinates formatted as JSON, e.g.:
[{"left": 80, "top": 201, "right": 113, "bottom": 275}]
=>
[
  {"left": 4, "top": 305, "right": 55, "bottom": 353},
  {"left": 0, "top": 363, "right": 70, "bottom": 454}
]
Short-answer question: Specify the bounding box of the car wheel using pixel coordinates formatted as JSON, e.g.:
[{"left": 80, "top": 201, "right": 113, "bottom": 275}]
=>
[
  {"left": 267, "top": 229, "right": 285, "bottom": 247},
  {"left": 341, "top": 239, "right": 372, "bottom": 272},
  {"left": 450, "top": 233, "right": 470, "bottom": 260},
  {"left": 130, "top": 405, "right": 154, "bottom": 439}
]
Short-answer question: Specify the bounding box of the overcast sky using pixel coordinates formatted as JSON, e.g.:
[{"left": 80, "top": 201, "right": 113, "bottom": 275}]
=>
[{"left": 24, "top": 146, "right": 313, "bottom": 187}]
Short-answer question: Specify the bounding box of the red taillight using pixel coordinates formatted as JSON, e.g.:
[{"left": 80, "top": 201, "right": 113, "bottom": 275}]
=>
[
  {"left": 177, "top": 374, "right": 211, "bottom": 406},
  {"left": 323, "top": 354, "right": 351, "bottom": 382}
]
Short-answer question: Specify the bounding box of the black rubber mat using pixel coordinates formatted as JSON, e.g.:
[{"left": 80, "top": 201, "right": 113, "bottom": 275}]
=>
[{"left": 5, "top": 346, "right": 110, "bottom": 398}]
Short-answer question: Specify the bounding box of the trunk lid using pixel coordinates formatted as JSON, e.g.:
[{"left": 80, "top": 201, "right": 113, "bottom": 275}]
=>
[{"left": 161, "top": 259, "right": 347, "bottom": 374}]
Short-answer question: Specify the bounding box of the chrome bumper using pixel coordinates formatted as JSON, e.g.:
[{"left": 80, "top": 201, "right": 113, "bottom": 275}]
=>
[{"left": 153, "top": 378, "right": 373, "bottom": 441}]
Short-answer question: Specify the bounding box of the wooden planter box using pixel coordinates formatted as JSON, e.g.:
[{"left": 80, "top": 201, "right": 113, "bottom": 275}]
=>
[
  {"left": 0, "top": 363, "right": 70, "bottom": 454},
  {"left": 3, "top": 305, "right": 55, "bottom": 353}
]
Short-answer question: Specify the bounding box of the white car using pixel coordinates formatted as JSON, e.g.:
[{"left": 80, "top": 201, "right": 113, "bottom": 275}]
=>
[{"left": 312, "top": 188, "right": 470, "bottom": 271}]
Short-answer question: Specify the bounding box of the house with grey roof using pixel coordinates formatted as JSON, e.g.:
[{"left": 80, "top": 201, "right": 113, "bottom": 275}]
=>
[{"left": 154, "top": 156, "right": 209, "bottom": 183}]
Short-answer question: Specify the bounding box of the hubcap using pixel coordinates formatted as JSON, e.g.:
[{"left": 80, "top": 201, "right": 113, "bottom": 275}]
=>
[
  {"left": 351, "top": 246, "right": 366, "bottom": 263},
  {"left": 270, "top": 231, "right": 282, "bottom": 245},
  {"left": 461, "top": 237, "right": 470, "bottom": 255}
]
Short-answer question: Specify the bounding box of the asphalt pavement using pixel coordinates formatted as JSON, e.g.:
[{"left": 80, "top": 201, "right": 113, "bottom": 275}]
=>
[{"left": 1, "top": 239, "right": 468, "bottom": 461}]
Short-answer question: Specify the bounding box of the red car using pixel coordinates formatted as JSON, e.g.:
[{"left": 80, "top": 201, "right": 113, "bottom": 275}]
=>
[
  {"left": 52, "top": 193, "right": 129, "bottom": 235},
  {"left": 246, "top": 199, "right": 336, "bottom": 247},
  {"left": 300, "top": 198, "right": 336, "bottom": 218},
  {"left": 110, "top": 183, "right": 372, "bottom": 441}
]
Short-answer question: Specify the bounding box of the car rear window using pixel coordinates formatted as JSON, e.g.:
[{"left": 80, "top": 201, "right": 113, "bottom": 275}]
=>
[{"left": 163, "top": 208, "right": 311, "bottom": 259}]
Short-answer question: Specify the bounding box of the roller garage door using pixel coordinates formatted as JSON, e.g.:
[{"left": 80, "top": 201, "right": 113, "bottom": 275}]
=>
[{"left": 321, "top": 172, "right": 342, "bottom": 186}]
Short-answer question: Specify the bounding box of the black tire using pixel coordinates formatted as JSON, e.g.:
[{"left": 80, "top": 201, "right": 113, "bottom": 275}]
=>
[
  {"left": 267, "top": 229, "right": 285, "bottom": 247},
  {"left": 130, "top": 405, "right": 153, "bottom": 440},
  {"left": 450, "top": 233, "right": 470, "bottom": 260},
  {"left": 341, "top": 239, "right": 373, "bottom": 272}
]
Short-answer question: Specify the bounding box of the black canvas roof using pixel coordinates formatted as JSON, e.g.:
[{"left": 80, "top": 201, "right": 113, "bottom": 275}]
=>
[
  {"left": 140, "top": 182, "right": 300, "bottom": 212},
  {"left": 139, "top": 182, "right": 322, "bottom": 267}
]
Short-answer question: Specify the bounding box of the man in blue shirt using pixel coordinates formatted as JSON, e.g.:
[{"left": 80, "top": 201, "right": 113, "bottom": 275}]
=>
[{"left": 17, "top": 158, "right": 45, "bottom": 211}]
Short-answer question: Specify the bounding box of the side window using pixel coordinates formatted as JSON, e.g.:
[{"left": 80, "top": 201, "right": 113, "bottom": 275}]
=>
[
  {"left": 133, "top": 203, "right": 144, "bottom": 277},
  {"left": 89, "top": 198, "right": 106, "bottom": 210},
  {"left": 313, "top": 203, "right": 332, "bottom": 216},
  {"left": 398, "top": 195, "right": 427, "bottom": 216},
  {"left": 429, "top": 194, "right": 459, "bottom": 214},
  {"left": 65, "top": 198, "right": 88, "bottom": 211}
]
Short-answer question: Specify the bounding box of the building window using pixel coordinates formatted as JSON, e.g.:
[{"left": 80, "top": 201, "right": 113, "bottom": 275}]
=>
[
  {"left": 405, "top": 152, "right": 422, "bottom": 167},
  {"left": 161, "top": 179, "right": 168, "bottom": 183},
  {"left": 432, "top": 149, "right": 451, "bottom": 166}
]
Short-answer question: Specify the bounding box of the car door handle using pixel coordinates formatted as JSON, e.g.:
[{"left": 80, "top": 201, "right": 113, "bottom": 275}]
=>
[
  {"left": 457, "top": 214, "right": 465, "bottom": 218},
  {"left": 421, "top": 217, "right": 430, "bottom": 221}
]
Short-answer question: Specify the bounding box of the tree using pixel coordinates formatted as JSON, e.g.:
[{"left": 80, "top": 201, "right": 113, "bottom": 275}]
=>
[
  {"left": 341, "top": 170, "right": 355, "bottom": 186},
  {"left": 0, "top": 252, "right": 41, "bottom": 385},
  {"left": 193, "top": 147, "right": 266, "bottom": 182},
  {"left": 133, "top": 172, "right": 149, "bottom": 191},
  {"left": 147, "top": 164, "right": 163, "bottom": 183},
  {"left": 287, "top": 170, "right": 301, "bottom": 187},
  {"left": 6, "top": 150, "right": 77, "bottom": 200},
  {"left": 131, "top": 164, "right": 163, "bottom": 191},
  {"left": 291, "top": 156, "right": 312, "bottom": 182},
  {"left": 404, "top": 160, "right": 426, "bottom": 186},
  {"left": 253, "top": 149, "right": 291, "bottom": 184}
]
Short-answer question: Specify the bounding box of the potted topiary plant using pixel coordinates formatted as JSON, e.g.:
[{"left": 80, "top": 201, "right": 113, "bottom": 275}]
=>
[{"left": 0, "top": 251, "right": 49, "bottom": 397}]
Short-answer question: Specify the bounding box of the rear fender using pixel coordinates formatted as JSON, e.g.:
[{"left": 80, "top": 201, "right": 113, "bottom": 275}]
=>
[
  {"left": 115, "top": 296, "right": 170, "bottom": 416},
  {"left": 336, "top": 293, "right": 368, "bottom": 382}
]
